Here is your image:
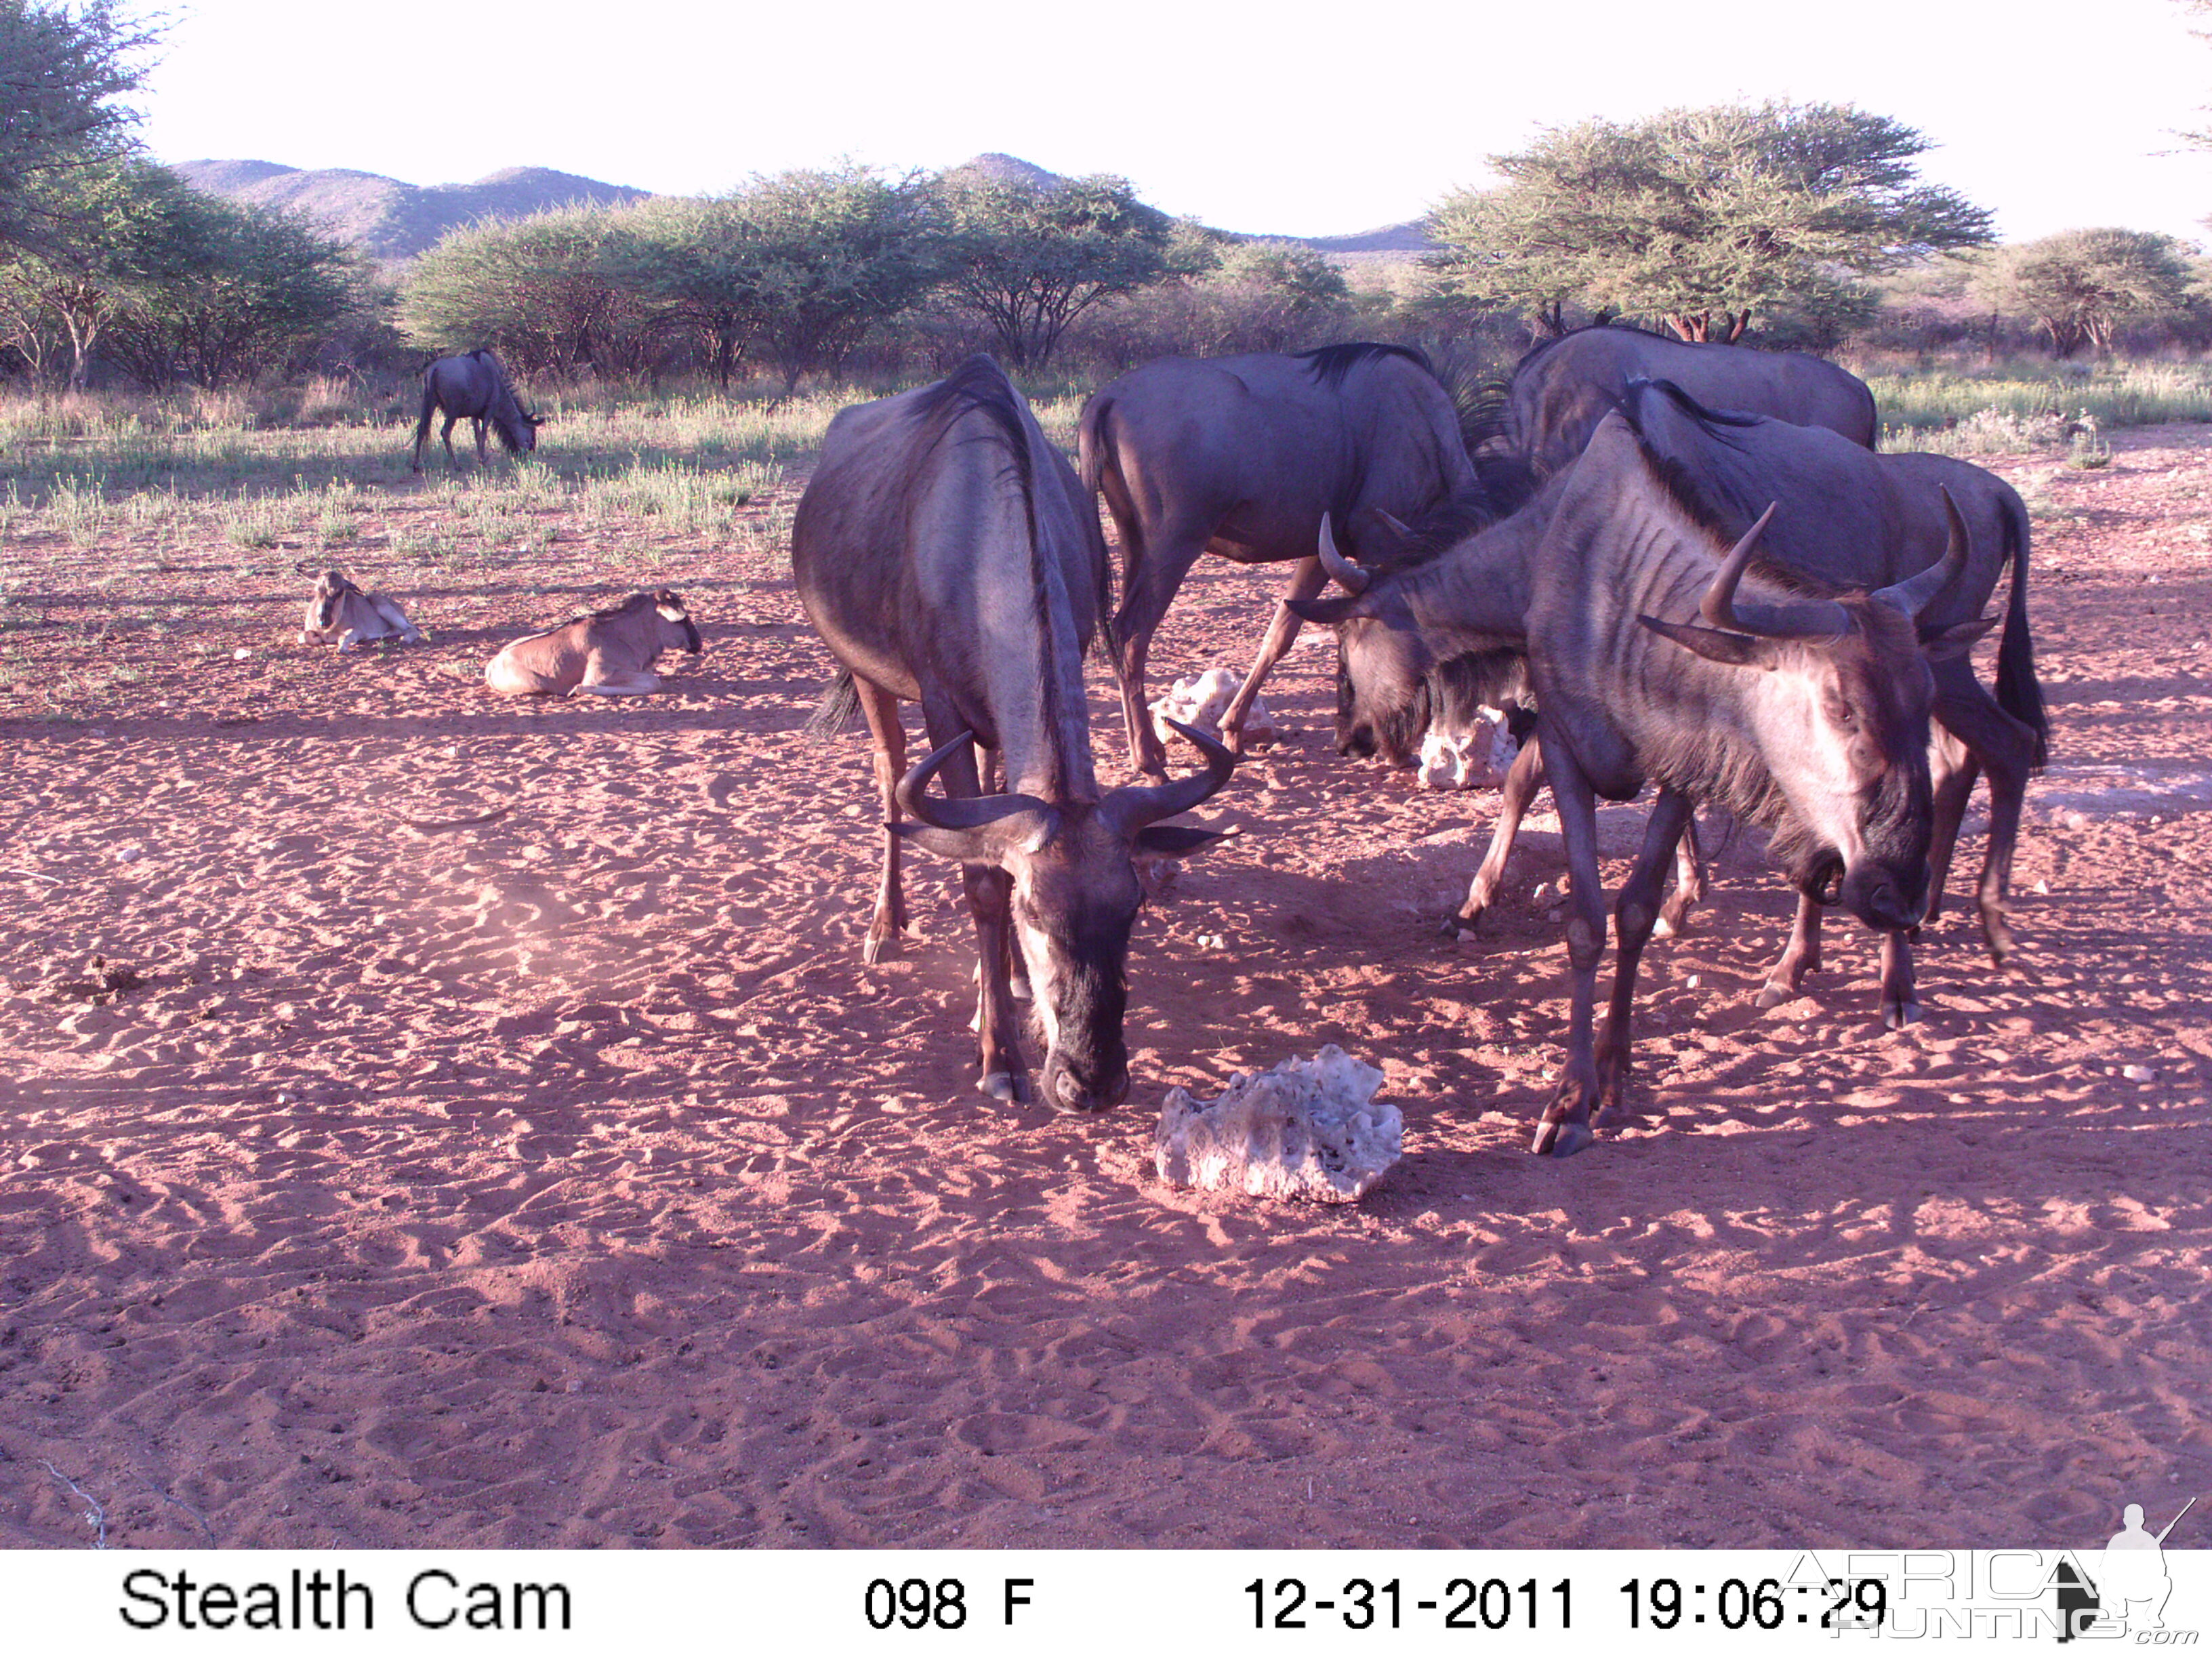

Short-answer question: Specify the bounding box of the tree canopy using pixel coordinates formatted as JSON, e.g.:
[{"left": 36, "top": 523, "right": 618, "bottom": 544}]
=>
[
  {"left": 1428, "top": 100, "right": 1994, "bottom": 342},
  {"left": 619, "top": 167, "right": 937, "bottom": 392},
  {"left": 931, "top": 169, "right": 1176, "bottom": 367},
  {"left": 0, "top": 0, "right": 159, "bottom": 260},
  {"left": 1973, "top": 228, "right": 2198, "bottom": 356}
]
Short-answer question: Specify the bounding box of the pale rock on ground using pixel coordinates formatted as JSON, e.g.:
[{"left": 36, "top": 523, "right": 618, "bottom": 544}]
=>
[
  {"left": 1149, "top": 666, "right": 1276, "bottom": 747},
  {"left": 1155, "top": 1044, "right": 1403, "bottom": 1202},
  {"left": 1418, "top": 708, "right": 1519, "bottom": 790}
]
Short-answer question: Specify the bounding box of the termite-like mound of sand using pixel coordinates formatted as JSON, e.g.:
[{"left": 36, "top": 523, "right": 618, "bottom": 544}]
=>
[{"left": 1154, "top": 1045, "right": 1401, "bottom": 1203}]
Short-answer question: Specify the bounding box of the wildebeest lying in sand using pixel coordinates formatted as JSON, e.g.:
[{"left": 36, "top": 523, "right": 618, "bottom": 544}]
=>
[
  {"left": 300, "top": 569, "right": 423, "bottom": 650},
  {"left": 1317, "top": 380, "right": 2046, "bottom": 1028},
  {"left": 411, "top": 349, "right": 542, "bottom": 472},
  {"left": 485, "top": 591, "right": 701, "bottom": 697},
  {"left": 1080, "top": 343, "right": 1484, "bottom": 777},
  {"left": 796, "top": 355, "right": 1235, "bottom": 1113},
  {"left": 1299, "top": 411, "right": 1992, "bottom": 1155}
]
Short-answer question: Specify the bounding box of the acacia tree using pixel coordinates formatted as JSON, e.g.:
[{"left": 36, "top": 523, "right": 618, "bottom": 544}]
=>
[
  {"left": 1429, "top": 101, "right": 1994, "bottom": 342},
  {"left": 398, "top": 206, "right": 665, "bottom": 377},
  {"left": 1975, "top": 228, "right": 2197, "bottom": 355},
  {"left": 0, "top": 0, "right": 159, "bottom": 260},
  {"left": 932, "top": 169, "right": 1174, "bottom": 368},
  {"left": 0, "top": 157, "right": 204, "bottom": 386},
  {"left": 101, "top": 193, "right": 356, "bottom": 388}
]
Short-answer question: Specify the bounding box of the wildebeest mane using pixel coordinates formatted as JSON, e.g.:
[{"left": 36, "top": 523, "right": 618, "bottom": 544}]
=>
[
  {"left": 1297, "top": 341, "right": 1432, "bottom": 392},
  {"left": 899, "top": 355, "right": 1087, "bottom": 769}
]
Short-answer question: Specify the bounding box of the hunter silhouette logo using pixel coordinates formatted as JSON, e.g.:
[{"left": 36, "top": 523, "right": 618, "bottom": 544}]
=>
[{"left": 2056, "top": 1496, "right": 2197, "bottom": 1641}]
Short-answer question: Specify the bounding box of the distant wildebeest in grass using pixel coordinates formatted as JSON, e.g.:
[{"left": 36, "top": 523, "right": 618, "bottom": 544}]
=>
[
  {"left": 1296, "top": 409, "right": 1996, "bottom": 1155},
  {"left": 1079, "top": 342, "right": 1492, "bottom": 777},
  {"left": 411, "top": 349, "right": 541, "bottom": 472},
  {"left": 485, "top": 590, "right": 700, "bottom": 696},
  {"left": 1316, "top": 380, "right": 2046, "bottom": 1029},
  {"left": 797, "top": 354, "right": 1236, "bottom": 1113},
  {"left": 1481, "top": 324, "right": 1879, "bottom": 500},
  {"left": 299, "top": 569, "right": 424, "bottom": 649}
]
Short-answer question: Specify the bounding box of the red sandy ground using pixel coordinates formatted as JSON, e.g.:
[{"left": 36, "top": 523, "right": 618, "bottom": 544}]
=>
[{"left": 1, "top": 428, "right": 2208, "bottom": 1549}]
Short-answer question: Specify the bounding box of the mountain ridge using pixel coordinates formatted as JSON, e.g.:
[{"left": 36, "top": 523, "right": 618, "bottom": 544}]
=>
[{"left": 171, "top": 153, "right": 1432, "bottom": 266}]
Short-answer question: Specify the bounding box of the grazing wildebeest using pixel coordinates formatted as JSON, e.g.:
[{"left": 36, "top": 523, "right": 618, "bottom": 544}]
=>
[
  {"left": 484, "top": 590, "right": 700, "bottom": 696},
  {"left": 1316, "top": 380, "right": 2047, "bottom": 1025},
  {"left": 299, "top": 568, "right": 423, "bottom": 649},
  {"left": 411, "top": 349, "right": 541, "bottom": 472},
  {"left": 1486, "top": 324, "right": 1879, "bottom": 495},
  {"left": 1298, "top": 411, "right": 1993, "bottom": 1154},
  {"left": 796, "top": 355, "right": 1236, "bottom": 1112},
  {"left": 1079, "top": 342, "right": 1483, "bottom": 777}
]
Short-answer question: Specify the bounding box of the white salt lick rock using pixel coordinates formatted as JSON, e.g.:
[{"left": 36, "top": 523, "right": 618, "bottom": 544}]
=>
[
  {"left": 1154, "top": 1044, "right": 1403, "bottom": 1203},
  {"left": 1150, "top": 667, "right": 1276, "bottom": 747},
  {"left": 1416, "top": 709, "right": 1519, "bottom": 790}
]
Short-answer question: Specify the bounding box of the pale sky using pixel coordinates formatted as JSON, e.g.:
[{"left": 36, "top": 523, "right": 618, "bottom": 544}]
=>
[{"left": 139, "top": 0, "right": 2212, "bottom": 247}]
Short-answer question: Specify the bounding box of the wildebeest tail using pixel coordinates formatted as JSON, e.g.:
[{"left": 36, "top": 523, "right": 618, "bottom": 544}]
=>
[
  {"left": 805, "top": 668, "right": 862, "bottom": 738},
  {"left": 1992, "top": 490, "right": 2049, "bottom": 771}
]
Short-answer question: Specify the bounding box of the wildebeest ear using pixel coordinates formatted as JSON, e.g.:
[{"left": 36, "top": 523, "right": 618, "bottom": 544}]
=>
[
  {"left": 1133, "top": 823, "right": 1231, "bottom": 856},
  {"left": 1918, "top": 614, "right": 1999, "bottom": 661},
  {"left": 1287, "top": 593, "right": 1364, "bottom": 626},
  {"left": 1638, "top": 614, "right": 1780, "bottom": 670}
]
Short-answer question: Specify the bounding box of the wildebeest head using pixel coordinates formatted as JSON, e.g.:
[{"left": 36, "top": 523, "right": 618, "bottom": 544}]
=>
[
  {"left": 1637, "top": 495, "right": 1996, "bottom": 933},
  {"left": 893, "top": 722, "right": 1235, "bottom": 1113},
  {"left": 1296, "top": 514, "right": 1437, "bottom": 765},
  {"left": 650, "top": 588, "right": 702, "bottom": 655},
  {"left": 311, "top": 569, "right": 358, "bottom": 632}
]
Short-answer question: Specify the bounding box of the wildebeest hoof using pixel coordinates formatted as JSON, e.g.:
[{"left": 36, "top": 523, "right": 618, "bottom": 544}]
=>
[
  {"left": 1755, "top": 982, "right": 1791, "bottom": 1009},
  {"left": 1010, "top": 970, "right": 1033, "bottom": 1003},
  {"left": 1883, "top": 998, "right": 1922, "bottom": 1031},
  {"left": 979, "top": 1069, "right": 1025, "bottom": 1103},
  {"left": 1532, "top": 1118, "right": 1594, "bottom": 1158},
  {"left": 863, "top": 933, "right": 899, "bottom": 966}
]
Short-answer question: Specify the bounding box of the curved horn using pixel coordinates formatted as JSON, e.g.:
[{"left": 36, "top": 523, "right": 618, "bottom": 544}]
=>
[
  {"left": 1317, "top": 512, "right": 1372, "bottom": 594},
  {"left": 1098, "top": 719, "right": 1236, "bottom": 837},
  {"left": 895, "top": 731, "right": 1054, "bottom": 834},
  {"left": 1873, "top": 485, "right": 1972, "bottom": 619},
  {"left": 1698, "top": 501, "right": 1779, "bottom": 630}
]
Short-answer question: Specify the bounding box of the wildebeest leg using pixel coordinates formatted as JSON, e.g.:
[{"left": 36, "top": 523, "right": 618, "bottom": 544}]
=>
[
  {"left": 1758, "top": 895, "right": 1823, "bottom": 1007},
  {"left": 974, "top": 745, "right": 1030, "bottom": 1002},
  {"left": 1931, "top": 664, "right": 2034, "bottom": 966},
  {"left": 1877, "top": 928, "right": 1920, "bottom": 1030},
  {"left": 1532, "top": 741, "right": 1607, "bottom": 1158},
  {"left": 1654, "top": 815, "right": 1705, "bottom": 937},
  {"left": 853, "top": 678, "right": 909, "bottom": 965},
  {"left": 923, "top": 710, "right": 1028, "bottom": 1103},
  {"left": 1218, "top": 554, "right": 1324, "bottom": 754},
  {"left": 1454, "top": 737, "right": 1546, "bottom": 930},
  {"left": 439, "top": 413, "right": 459, "bottom": 468},
  {"left": 1110, "top": 526, "right": 1210, "bottom": 779},
  {"left": 575, "top": 651, "right": 661, "bottom": 695},
  {"left": 1922, "top": 726, "right": 1978, "bottom": 929},
  {"left": 473, "top": 417, "right": 490, "bottom": 466},
  {"left": 1595, "top": 787, "right": 1694, "bottom": 1118}
]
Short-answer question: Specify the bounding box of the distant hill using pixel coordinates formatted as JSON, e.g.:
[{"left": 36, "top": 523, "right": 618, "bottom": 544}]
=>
[
  {"left": 171, "top": 152, "right": 1434, "bottom": 268},
  {"left": 171, "top": 160, "right": 651, "bottom": 262},
  {"left": 936, "top": 153, "right": 1433, "bottom": 267}
]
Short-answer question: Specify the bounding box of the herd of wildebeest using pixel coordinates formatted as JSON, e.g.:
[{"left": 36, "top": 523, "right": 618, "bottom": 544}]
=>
[{"left": 352, "top": 325, "right": 2048, "bottom": 1158}]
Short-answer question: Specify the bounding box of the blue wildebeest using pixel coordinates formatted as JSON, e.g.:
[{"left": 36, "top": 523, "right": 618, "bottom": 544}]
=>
[
  {"left": 1296, "top": 409, "right": 1992, "bottom": 1155},
  {"left": 1079, "top": 343, "right": 1487, "bottom": 777},
  {"left": 411, "top": 349, "right": 542, "bottom": 472},
  {"left": 796, "top": 356, "right": 1236, "bottom": 1113},
  {"left": 1316, "top": 380, "right": 2046, "bottom": 1028},
  {"left": 1483, "top": 324, "right": 1878, "bottom": 497}
]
